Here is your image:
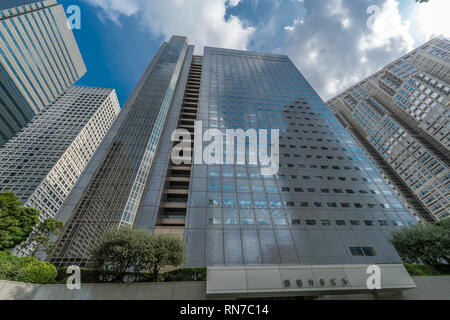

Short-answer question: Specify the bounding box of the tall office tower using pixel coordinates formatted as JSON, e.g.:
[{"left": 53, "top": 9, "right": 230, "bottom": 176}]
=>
[
  {"left": 52, "top": 36, "right": 417, "bottom": 268},
  {"left": 327, "top": 38, "right": 449, "bottom": 222},
  {"left": 0, "top": 86, "right": 120, "bottom": 255},
  {"left": 0, "top": 0, "right": 86, "bottom": 146}
]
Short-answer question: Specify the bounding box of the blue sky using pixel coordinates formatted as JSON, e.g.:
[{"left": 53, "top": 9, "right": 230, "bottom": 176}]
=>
[{"left": 60, "top": 0, "right": 449, "bottom": 106}]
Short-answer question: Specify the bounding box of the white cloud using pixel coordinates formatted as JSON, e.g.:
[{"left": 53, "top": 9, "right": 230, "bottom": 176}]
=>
[
  {"left": 325, "top": 0, "right": 351, "bottom": 28},
  {"left": 84, "top": 0, "right": 140, "bottom": 24},
  {"left": 284, "top": 18, "right": 303, "bottom": 31},
  {"left": 83, "top": 0, "right": 254, "bottom": 53},
  {"left": 359, "top": 0, "right": 414, "bottom": 52},
  {"left": 83, "top": 0, "right": 449, "bottom": 101},
  {"left": 226, "top": 0, "right": 242, "bottom": 7},
  {"left": 406, "top": 0, "right": 450, "bottom": 43},
  {"left": 280, "top": 0, "right": 420, "bottom": 100}
]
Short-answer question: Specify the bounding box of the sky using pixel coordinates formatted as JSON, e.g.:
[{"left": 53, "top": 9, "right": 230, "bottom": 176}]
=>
[{"left": 59, "top": 0, "right": 450, "bottom": 106}]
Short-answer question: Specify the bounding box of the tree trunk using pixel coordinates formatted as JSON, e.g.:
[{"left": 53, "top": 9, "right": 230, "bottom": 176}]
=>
[
  {"left": 151, "top": 265, "right": 160, "bottom": 282},
  {"left": 31, "top": 242, "right": 43, "bottom": 258}
]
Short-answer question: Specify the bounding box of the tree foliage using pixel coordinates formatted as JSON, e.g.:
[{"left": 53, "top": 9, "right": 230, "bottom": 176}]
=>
[
  {"left": 390, "top": 221, "right": 450, "bottom": 266},
  {"left": 160, "top": 267, "right": 207, "bottom": 282},
  {"left": 0, "top": 251, "right": 57, "bottom": 284},
  {"left": 0, "top": 192, "right": 40, "bottom": 251},
  {"left": 147, "top": 233, "right": 186, "bottom": 281},
  {"left": 90, "top": 228, "right": 185, "bottom": 282},
  {"left": 21, "top": 218, "right": 64, "bottom": 258},
  {"left": 437, "top": 218, "right": 450, "bottom": 230}
]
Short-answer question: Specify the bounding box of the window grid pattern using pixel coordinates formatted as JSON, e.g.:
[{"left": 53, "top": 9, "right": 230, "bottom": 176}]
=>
[
  {"left": 328, "top": 38, "right": 450, "bottom": 221},
  {"left": 0, "top": 86, "right": 120, "bottom": 255},
  {"left": 50, "top": 37, "right": 189, "bottom": 266},
  {"left": 0, "top": 0, "right": 86, "bottom": 146},
  {"left": 184, "top": 47, "right": 416, "bottom": 267}
]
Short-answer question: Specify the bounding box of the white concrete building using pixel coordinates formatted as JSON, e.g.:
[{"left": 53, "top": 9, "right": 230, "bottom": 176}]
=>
[
  {"left": 328, "top": 38, "right": 450, "bottom": 222},
  {"left": 0, "top": 86, "right": 120, "bottom": 255}
]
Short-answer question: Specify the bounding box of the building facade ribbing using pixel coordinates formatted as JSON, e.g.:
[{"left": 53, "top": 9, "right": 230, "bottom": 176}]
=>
[
  {"left": 0, "top": 86, "right": 120, "bottom": 255},
  {"left": 327, "top": 38, "right": 449, "bottom": 222},
  {"left": 0, "top": 0, "right": 86, "bottom": 146}
]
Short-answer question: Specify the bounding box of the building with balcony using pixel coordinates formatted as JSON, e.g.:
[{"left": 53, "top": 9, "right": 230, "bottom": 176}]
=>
[{"left": 327, "top": 38, "right": 449, "bottom": 222}]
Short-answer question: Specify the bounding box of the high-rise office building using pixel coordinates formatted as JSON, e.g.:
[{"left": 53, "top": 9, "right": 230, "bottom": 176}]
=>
[
  {"left": 0, "top": 1, "right": 41, "bottom": 11},
  {"left": 51, "top": 36, "right": 417, "bottom": 268},
  {"left": 327, "top": 38, "right": 449, "bottom": 222},
  {"left": 0, "top": 0, "right": 86, "bottom": 146},
  {"left": 0, "top": 86, "right": 120, "bottom": 255}
]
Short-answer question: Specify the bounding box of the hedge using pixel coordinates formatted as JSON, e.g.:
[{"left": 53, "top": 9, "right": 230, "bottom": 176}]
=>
[
  {"left": 0, "top": 251, "right": 57, "bottom": 284},
  {"left": 56, "top": 267, "right": 107, "bottom": 284},
  {"left": 404, "top": 263, "right": 450, "bottom": 277},
  {"left": 159, "top": 267, "right": 207, "bottom": 282},
  {"left": 56, "top": 267, "right": 207, "bottom": 284}
]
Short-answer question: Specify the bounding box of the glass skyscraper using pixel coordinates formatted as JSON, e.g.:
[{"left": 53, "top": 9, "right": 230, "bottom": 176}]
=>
[
  {"left": 52, "top": 36, "right": 189, "bottom": 266},
  {"left": 0, "top": 0, "right": 86, "bottom": 146},
  {"left": 51, "top": 36, "right": 417, "bottom": 268}
]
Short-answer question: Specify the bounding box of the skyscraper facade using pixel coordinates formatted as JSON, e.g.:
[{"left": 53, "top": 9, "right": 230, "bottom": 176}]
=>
[
  {"left": 0, "top": 0, "right": 86, "bottom": 146},
  {"left": 52, "top": 36, "right": 417, "bottom": 268},
  {"left": 0, "top": 86, "right": 120, "bottom": 255},
  {"left": 51, "top": 36, "right": 190, "bottom": 266},
  {"left": 327, "top": 38, "right": 449, "bottom": 222}
]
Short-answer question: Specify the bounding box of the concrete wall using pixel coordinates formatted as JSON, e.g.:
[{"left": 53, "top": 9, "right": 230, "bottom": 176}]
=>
[
  {"left": 0, "top": 281, "right": 207, "bottom": 300},
  {"left": 1, "top": 276, "right": 449, "bottom": 300}
]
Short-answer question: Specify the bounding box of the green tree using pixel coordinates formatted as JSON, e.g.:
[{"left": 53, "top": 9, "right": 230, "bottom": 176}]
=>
[
  {"left": 147, "top": 233, "right": 185, "bottom": 281},
  {"left": 0, "top": 192, "right": 39, "bottom": 251},
  {"left": 390, "top": 221, "right": 450, "bottom": 266},
  {"left": 91, "top": 228, "right": 156, "bottom": 282},
  {"left": 0, "top": 251, "right": 57, "bottom": 284},
  {"left": 91, "top": 228, "right": 185, "bottom": 282},
  {"left": 437, "top": 218, "right": 450, "bottom": 230},
  {"left": 22, "top": 218, "right": 64, "bottom": 258}
]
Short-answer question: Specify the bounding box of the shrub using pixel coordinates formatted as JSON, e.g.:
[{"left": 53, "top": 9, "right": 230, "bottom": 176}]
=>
[
  {"left": 55, "top": 267, "right": 207, "bottom": 284},
  {"left": 160, "top": 267, "right": 207, "bottom": 282},
  {"left": 0, "top": 251, "right": 57, "bottom": 284},
  {"left": 91, "top": 228, "right": 156, "bottom": 282},
  {"left": 90, "top": 228, "right": 185, "bottom": 282},
  {"left": 404, "top": 263, "right": 450, "bottom": 276},
  {"left": 437, "top": 218, "right": 450, "bottom": 230},
  {"left": 390, "top": 222, "right": 450, "bottom": 265},
  {"left": 56, "top": 267, "right": 110, "bottom": 284},
  {"left": 15, "top": 261, "right": 57, "bottom": 284}
]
